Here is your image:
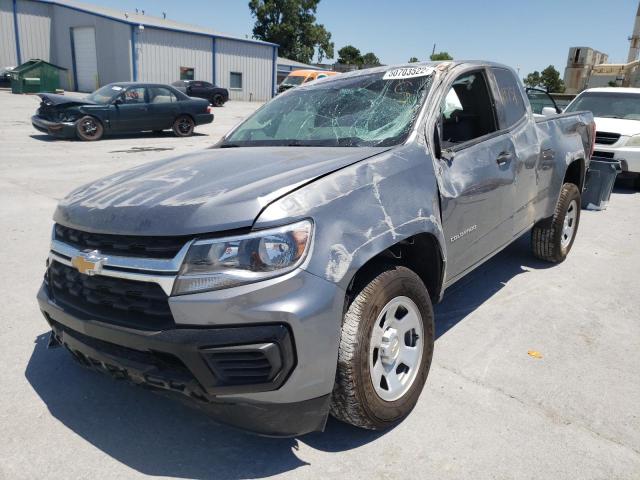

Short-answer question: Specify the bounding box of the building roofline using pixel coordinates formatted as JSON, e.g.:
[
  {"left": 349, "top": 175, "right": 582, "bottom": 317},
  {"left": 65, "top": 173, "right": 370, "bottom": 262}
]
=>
[{"left": 31, "top": 0, "right": 278, "bottom": 47}]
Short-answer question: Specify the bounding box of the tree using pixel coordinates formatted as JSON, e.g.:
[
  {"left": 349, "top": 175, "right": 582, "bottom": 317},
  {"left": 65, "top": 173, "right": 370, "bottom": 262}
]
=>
[
  {"left": 540, "top": 65, "right": 565, "bottom": 93},
  {"left": 361, "top": 52, "right": 381, "bottom": 66},
  {"left": 337, "top": 45, "right": 362, "bottom": 65},
  {"left": 523, "top": 71, "right": 542, "bottom": 89},
  {"left": 430, "top": 51, "right": 453, "bottom": 61},
  {"left": 408, "top": 56, "right": 419, "bottom": 63},
  {"left": 608, "top": 80, "right": 618, "bottom": 87},
  {"left": 524, "top": 66, "right": 565, "bottom": 93},
  {"left": 249, "top": 0, "right": 334, "bottom": 64}
]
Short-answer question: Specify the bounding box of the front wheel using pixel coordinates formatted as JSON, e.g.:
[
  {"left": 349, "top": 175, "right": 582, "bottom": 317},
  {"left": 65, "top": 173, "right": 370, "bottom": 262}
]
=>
[
  {"left": 76, "top": 116, "right": 103, "bottom": 141},
  {"left": 172, "top": 115, "right": 195, "bottom": 137},
  {"left": 330, "top": 266, "right": 434, "bottom": 430},
  {"left": 531, "top": 182, "right": 581, "bottom": 263}
]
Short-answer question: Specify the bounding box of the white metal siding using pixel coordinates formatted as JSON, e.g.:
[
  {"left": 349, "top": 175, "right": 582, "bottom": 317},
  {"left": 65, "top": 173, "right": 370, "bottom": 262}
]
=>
[
  {"left": 0, "top": 0, "right": 17, "bottom": 67},
  {"left": 72, "top": 26, "right": 97, "bottom": 92},
  {"left": 16, "top": 0, "right": 51, "bottom": 62},
  {"left": 216, "top": 39, "right": 273, "bottom": 101},
  {"left": 50, "top": 4, "right": 131, "bottom": 90},
  {"left": 136, "top": 28, "right": 212, "bottom": 84}
]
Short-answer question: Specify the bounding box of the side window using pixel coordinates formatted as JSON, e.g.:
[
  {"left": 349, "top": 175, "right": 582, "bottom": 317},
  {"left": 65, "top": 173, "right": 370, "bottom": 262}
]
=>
[
  {"left": 148, "top": 87, "right": 177, "bottom": 104},
  {"left": 123, "top": 87, "right": 146, "bottom": 104},
  {"left": 491, "top": 67, "right": 527, "bottom": 128},
  {"left": 230, "top": 72, "right": 243, "bottom": 90},
  {"left": 316, "top": 74, "right": 328, "bottom": 80},
  {"left": 441, "top": 71, "right": 497, "bottom": 146}
]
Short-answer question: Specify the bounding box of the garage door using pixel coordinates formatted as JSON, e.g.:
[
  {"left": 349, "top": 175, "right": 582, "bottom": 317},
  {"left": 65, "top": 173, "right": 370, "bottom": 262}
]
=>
[{"left": 72, "top": 27, "right": 98, "bottom": 92}]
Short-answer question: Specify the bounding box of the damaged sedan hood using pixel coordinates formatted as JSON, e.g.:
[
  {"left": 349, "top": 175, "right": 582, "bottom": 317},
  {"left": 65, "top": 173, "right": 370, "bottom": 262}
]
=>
[
  {"left": 54, "top": 146, "right": 390, "bottom": 236},
  {"left": 37, "top": 93, "right": 96, "bottom": 107}
]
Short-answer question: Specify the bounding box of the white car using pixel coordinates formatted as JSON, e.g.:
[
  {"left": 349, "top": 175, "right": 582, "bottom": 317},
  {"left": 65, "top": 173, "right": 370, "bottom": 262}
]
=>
[{"left": 565, "top": 87, "right": 640, "bottom": 187}]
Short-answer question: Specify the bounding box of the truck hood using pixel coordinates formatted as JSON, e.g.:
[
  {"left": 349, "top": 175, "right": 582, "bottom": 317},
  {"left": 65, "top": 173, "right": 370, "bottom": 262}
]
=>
[
  {"left": 54, "top": 146, "right": 390, "bottom": 236},
  {"left": 594, "top": 116, "right": 640, "bottom": 137},
  {"left": 37, "top": 93, "right": 96, "bottom": 107}
]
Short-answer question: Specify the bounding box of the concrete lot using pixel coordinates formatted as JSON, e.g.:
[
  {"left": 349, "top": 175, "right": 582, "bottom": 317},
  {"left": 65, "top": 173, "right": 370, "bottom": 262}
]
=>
[{"left": 0, "top": 89, "right": 639, "bottom": 479}]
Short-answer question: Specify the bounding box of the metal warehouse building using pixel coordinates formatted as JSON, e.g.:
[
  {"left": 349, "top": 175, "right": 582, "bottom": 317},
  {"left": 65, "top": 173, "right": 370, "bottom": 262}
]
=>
[{"left": 0, "top": 0, "right": 278, "bottom": 100}]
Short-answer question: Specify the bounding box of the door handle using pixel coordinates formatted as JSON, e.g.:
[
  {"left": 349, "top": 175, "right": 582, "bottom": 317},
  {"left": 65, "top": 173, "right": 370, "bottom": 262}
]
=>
[{"left": 496, "top": 151, "right": 512, "bottom": 165}]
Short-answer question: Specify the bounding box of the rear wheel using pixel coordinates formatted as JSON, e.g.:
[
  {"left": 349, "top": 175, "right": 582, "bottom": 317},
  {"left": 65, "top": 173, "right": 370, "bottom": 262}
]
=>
[
  {"left": 172, "top": 115, "right": 195, "bottom": 137},
  {"left": 76, "top": 116, "right": 103, "bottom": 141},
  {"left": 212, "top": 94, "right": 224, "bottom": 107},
  {"left": 330, "top": 266, "right": 434, "bottom": 430},
  {"left": 532, "top": 182, "right": 581, "bottom": 262}
]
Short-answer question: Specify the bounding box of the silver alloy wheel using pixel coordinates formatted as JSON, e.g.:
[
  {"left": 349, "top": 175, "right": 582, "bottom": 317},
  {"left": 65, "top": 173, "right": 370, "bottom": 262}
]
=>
[
  {"left": 561, "top": 199, "right": 578, "bottom": 248},
  {"left": 369, "top": 296, "right": 423, "bottom": 402}
]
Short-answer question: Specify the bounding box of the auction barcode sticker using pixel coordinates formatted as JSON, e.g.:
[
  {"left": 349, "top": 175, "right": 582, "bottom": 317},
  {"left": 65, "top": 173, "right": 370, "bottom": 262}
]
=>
[{"left": 383, "top": 66, "right": 434, "bottom": 80}]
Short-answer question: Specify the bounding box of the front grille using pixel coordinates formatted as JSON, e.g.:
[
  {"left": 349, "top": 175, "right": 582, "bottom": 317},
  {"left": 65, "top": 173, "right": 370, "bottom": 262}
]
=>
[
  {"left": 595, "top": 131, "right": 621, "bottom": 145},
  {"left": 48, "top": 261, "right": 174, "bottom": 330},
  {"left": 54, "top": 224, "right": 190, "bottom": 259}
]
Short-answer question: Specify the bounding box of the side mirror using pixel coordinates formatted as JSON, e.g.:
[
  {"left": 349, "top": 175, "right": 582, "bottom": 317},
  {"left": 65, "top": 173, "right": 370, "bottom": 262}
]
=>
[
  {"left": 541, "top": 106, "right": 557, "bottom": 117},
  {"left": 113, "top": 97, "right": 123, "bottom": 105}
]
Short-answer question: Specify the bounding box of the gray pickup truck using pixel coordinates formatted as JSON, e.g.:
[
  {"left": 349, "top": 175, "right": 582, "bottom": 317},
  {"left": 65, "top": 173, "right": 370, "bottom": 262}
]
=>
[{"left": 38, "top": 61, "right": 595, "bottom": 437}]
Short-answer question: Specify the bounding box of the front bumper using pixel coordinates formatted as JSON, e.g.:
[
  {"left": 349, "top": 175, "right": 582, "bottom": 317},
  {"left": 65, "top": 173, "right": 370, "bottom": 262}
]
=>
[
  {"left": 594, "top": 141, "right": 640, "bottom": 174},
  {"left": 37, "top": 261, "right": 344, "bottom": 436},
  {"left": 31, "top": 115, "right": 76, "bottom": 138}
]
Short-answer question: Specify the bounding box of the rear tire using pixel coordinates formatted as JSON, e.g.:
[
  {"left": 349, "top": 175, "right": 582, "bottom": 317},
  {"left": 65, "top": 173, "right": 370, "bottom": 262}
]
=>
[
  {"left": 330, "top": 266, "right": 434, "bottom": 430},
  {"left": 172, "top": 115, "right": 195, "bottom": 137},
  {"left": 212, "top": 94, "right": 224, "bottom": 107},
  {"left": 76, "top": 116, "right": 103, "bottom": 141},
  {"left": 532, "top": 182, "right": 581, "bottom": 263}
]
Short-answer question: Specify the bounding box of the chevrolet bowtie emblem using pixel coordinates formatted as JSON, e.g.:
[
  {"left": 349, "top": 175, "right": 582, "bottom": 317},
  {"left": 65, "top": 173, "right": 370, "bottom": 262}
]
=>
[{"left": 71, "top": 250, "right": 107, "bottom": 276}]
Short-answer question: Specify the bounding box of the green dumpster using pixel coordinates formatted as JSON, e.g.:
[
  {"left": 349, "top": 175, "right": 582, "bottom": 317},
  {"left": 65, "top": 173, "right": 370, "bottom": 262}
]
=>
[{"left": 10, "top": 59, "right": 67, "bottom": 94}]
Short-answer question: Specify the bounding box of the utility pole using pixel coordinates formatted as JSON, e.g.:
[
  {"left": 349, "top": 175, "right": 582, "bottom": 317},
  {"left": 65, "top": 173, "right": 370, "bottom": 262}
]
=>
[{"left": 431, "top": 44, "right": 436, "bottom": 57}]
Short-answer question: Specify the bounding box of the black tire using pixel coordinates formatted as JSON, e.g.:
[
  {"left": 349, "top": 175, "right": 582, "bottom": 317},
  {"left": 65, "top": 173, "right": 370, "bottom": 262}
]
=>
[
  {"left": 532, "top": 182, "right": 581, "bottom": 263},
  {"left": 172, "top": 115, "right": 195, "bottom": 137},
  {"left": 212, "top": 94, "right": 224, "bottom": 107},
  {"left": 330, "top": 265, "right": 434, "bottom": 430},
  {"left": 75, "top": 116, "right": 103, "bottom": 141},
  {"left": 634, "top": 174, "right": 640, "bottom": 190}
]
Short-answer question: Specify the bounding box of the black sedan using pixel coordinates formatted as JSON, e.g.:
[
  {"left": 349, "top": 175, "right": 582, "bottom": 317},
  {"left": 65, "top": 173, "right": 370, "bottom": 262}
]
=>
[
  {"left": 31, "top": 82, "right": 213, "bottom": 141},
  {"left": 172, "top": 80, "right": 229, "bottom": 107}
]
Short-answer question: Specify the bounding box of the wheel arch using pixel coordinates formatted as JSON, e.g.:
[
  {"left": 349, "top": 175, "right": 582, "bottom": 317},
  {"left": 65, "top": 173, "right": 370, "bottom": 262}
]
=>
[
  {"left": 564, "top": 157, "right": 585, "bottom": 191},
  {"left": 345, "top": 232, "right": 446, "bottom": 304}
]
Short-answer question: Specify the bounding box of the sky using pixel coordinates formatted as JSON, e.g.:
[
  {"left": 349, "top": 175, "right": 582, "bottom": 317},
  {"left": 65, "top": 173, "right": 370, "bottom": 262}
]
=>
[{"left": 92, "top": 0, "right": 639, "bottom": 78}]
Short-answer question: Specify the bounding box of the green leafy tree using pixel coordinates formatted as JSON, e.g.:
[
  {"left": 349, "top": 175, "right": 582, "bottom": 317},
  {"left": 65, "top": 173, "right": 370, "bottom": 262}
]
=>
[
  {"left": 361, "top": 52, "right": 381, "bottom": 66},
  {"left": 408, "top": 56, "right": 419, "bottom": 63},
  {"left": 524, "top": 71, "right": 542, "bottom": 89},
  {"left": 337, "top": 45, "right": 362, "bottom": 65},
  {"left": 608, "top": 80, "right": 618, "bottom": 87},
  {"left": 430, "top": 51, "right": 453, "bottom": 61},
  {"left": 540, "top": 65, "right": 565, "bottom": 93},
  {"left": 249, "top": 0, "right": 334, "bottom": 64}
]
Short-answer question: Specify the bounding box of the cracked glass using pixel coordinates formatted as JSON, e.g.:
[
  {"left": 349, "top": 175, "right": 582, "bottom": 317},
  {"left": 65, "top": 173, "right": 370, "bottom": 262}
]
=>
[{"left": 224, "top": 71, "right": 434, "bottom": 147}]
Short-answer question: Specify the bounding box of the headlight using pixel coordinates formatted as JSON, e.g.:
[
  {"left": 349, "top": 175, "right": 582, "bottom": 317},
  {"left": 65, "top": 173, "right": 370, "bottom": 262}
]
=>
[
  {"left": 173, "top": 220, "right": 313, "bottom": 295},
  {"left": 57, "top": 112, "right": 78, "bottom": 122},
  {"left": 626, "top": 134, "right": 640, "bottom": 147}
]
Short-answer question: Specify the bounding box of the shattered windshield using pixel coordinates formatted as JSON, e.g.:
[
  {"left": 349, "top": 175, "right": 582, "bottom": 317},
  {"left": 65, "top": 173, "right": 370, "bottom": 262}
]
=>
[
  {"left": 566, "top": 92, "right": 640, "bottom": 120},
  {"left": 224, "top": 69, "right": 434, "bottom": 147},
  {"left": 86, "top": 85, "right": 125, "bottom": 104}
]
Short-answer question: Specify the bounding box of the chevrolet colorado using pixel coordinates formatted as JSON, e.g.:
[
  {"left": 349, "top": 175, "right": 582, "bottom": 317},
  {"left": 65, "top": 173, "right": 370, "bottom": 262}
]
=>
[{"left": 38, "top": 61, "right": 595, "bottom": 436}]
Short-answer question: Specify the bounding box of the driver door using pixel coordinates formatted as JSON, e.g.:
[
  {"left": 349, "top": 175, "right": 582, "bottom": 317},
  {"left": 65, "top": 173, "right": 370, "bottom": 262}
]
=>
[{"left": 436, "top": 69, "right": 517, "bottom": 283}]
